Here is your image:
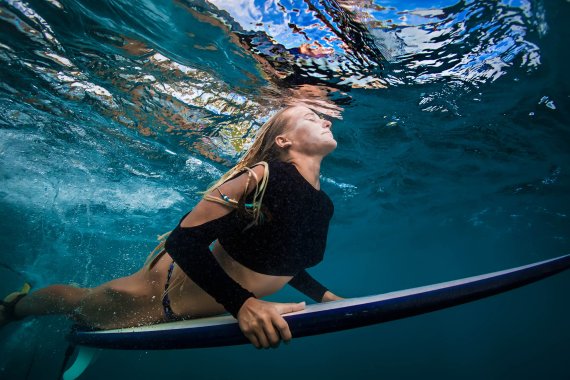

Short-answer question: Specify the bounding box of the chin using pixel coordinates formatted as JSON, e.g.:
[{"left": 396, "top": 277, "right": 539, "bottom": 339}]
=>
[{"left": 323, "top": 140, "right": 337, "bottom": 155}]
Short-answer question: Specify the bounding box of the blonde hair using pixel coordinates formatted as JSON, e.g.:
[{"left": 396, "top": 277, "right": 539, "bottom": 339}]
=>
[
  {"left": 200, "top": 106, "right": 295, "bottom": 222},
  {"left": 143, "top": 106, "right": 296, "bottom": 307}
]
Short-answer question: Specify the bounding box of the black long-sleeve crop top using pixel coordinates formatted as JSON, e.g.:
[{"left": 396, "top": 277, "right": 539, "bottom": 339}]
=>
[{"left": 165, "top": 160, "right": 334, "bottom": 317}]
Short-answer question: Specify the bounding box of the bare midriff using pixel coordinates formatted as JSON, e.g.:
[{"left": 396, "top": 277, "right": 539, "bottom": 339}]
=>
[
  {"left": 162, "top": 240, "right": 292, "bottom": 318},
  {"left": 211, "top": 240, "right": 293, "bottom": 297},
  {"left": 163, "top": 240, "right": 293, "bottom": 319}
]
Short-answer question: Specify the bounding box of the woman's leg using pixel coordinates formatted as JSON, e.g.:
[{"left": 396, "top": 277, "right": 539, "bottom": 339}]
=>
[
  {"left": 4, "top": 251, "right": 225, "bottom": 330},
  {"left": 13, "top": 284, "right": 91, "bottom": 317},
  {"left": 71, "top": 275, "right": 165, "bottom": 329},
  {"left": 9, "top": 263, "right": 169, "bottom": 329}
]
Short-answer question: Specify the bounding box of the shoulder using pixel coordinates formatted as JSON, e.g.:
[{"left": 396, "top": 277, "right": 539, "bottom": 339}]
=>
[
  {"left": 248, "top": 162, "right": 267, "bottom": 183},
  {"left": 218, "top": 162, "right": 267, "bottom": 197}
]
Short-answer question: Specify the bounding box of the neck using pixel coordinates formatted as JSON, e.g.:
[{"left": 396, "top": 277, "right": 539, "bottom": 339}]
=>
[{"left": 284, "top": 154, "right": 323, "bottom": 190}]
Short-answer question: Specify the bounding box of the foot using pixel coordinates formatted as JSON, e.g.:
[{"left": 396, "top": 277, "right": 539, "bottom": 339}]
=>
[{"left": 0, "top": 283, "right": 31, "bottom": 328}]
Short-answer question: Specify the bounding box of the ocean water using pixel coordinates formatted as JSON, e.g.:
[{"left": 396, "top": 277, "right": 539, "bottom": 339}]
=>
[{"left": 0, "top": 0, "right": 569, "bottom": 379}]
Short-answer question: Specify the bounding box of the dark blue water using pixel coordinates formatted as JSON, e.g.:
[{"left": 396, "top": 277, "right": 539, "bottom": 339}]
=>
[{"left": 1, "top": 0, "right": 569, "bottom": 379}]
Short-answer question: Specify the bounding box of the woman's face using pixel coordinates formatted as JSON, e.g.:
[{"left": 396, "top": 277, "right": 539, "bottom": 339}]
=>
[{"left": 278, "top": 106, "right": 337, "bottom": 157}]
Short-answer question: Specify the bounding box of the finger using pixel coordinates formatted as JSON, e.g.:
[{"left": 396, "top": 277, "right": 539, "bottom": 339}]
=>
[
  {"left": 275, "top": 301, "right": 305, "bottom": 315},
  {"left": 273, "top": 316, "right": 292, "bottom": 342},
  {"left": 255, "top": 330, "right": 270, "bottom": 349},
  {"left": 262, "top": 319, "right": 281, "bottom": 348},
  {"left": 244, "top": 332, "right": 261, "bottom": 349}
]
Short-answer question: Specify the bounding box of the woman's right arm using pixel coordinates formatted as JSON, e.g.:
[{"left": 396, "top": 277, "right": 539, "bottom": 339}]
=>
[{"left": 165, "top": 165, "right": 305, "bottom": 348}]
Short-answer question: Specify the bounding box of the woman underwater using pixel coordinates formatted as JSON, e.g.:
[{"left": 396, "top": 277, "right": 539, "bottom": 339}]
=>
[{"left": 0, "top": 105, "right": 343, "bottom": 349}]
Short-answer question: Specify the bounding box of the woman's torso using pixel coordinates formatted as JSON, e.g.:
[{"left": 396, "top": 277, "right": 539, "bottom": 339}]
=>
[
  {"left": 157, "top": 244, "right": 292, "bottom": 319},
  {"left": 162, "top": 160, "right": 334, "bottom": 317},
  {"left": 218, "top": 160, "right": 334, "bottom": 276}
]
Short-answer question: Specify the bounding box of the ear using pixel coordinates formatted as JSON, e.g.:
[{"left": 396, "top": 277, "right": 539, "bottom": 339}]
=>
[{"left": 275, "top": 135, "right": 292, "bottom": 149}]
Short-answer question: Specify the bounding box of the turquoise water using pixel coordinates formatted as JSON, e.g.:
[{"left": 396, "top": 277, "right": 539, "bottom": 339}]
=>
[{"left": 1, "top": 0, "right": 569, "bottom": 378}]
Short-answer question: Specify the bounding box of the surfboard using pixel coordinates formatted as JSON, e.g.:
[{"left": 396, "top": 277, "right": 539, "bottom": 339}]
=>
[
  {"left": 61, "top": 254, "right": 570, "bottom": 379},
  {"left": 67, "top": 254, "right": 570, "bottom": 351}
]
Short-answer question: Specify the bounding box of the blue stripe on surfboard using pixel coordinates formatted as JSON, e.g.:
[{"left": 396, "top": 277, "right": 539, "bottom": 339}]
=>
[{"left": 67, "top": 254, "right": 570, "bottom": 350}]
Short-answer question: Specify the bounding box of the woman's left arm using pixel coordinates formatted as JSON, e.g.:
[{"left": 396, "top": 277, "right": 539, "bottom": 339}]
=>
[
  {"left": 288, "top": 270, "right": 344, "bottom": 303},
  {"left": 321, "top": 290, "right": 344, "bottom": 302}
]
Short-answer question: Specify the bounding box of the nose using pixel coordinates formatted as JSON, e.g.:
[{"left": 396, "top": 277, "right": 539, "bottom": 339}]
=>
[{"left": 322, "top": 119, "right": 332, "bottom": 129}]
